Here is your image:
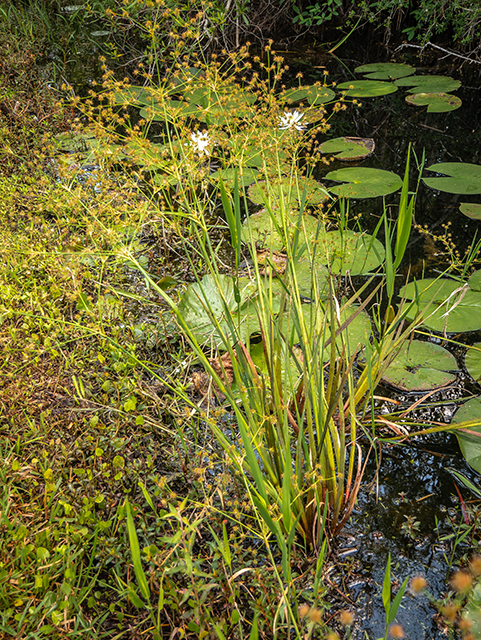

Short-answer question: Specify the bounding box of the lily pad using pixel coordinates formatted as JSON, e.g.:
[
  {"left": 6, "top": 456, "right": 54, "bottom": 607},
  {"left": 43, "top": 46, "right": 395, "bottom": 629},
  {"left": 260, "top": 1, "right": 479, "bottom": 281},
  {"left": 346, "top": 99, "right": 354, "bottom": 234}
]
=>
[
  {"left": 283, "top": 301, "right": 372, "bottom": 361},
  {"left": 112, "top": 85, "right": 156, "bottom": 106},
  {"left": 405, "top": 92, "right": 462, "bottom": 113},
  {"left": 317, "top": 230, "right": 385, "bottom": 274},
  {"left": 395, "top": 75, "right": 461, "bottom": 93},
  {"left": 247, "top": 177, "right": 330, "bottom": 207},
  {"left": 381, "top": 340, "right": 456, "bottom": 392},
  {"left": 337, "top": 80, "right": 398, "bottom": 97},
  {"left": 139, "top": 100, "right": 198, "bottom": 121},
  {"left": 469, "top": 270, "right": 481, "bottom": 291},
  {"left": 179, "top": 275, "right": 260, "bottom": 347},
  {"left": 318, "top": 137, "right": 375, "bottom": 161},
  {"left": 400, "top": 276, "right": 481, "bottom": 333},
  {"left": 355, "top": 63, "right": 415, "bottom": 80},
  {"left": 423, "top": 163, "right": 481, "bottom": 195},
  {"left": 465, "top": 343, "right": 481, "bottom": 383},
  {"left": 325, "top": 167, "right": 403, "bottom": 198},
  {"left": 460, "top": 203, "right": 481, "bottom": 220},
  {"left": 452, "top": 396, "right": 481, "bottom": 473},
  {"left": 241, "top": 209, "right": 324, "bottom": 251},
  {"left": 209, "top": 168, "right": 258, "bottom": 188},
  {"left": 281, "top": 85, "right": 336, "bottom": 104}
]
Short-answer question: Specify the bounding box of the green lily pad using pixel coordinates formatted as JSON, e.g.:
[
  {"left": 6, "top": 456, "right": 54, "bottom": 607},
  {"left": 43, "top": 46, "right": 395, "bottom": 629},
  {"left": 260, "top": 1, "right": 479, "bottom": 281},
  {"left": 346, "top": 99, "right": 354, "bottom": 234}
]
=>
[
  {"left": 179, "top": 275, "right": 260, "bottom": 347},
  {"left": 337, "top": 80, "right": 398, "bottom": 97},
  {"left": 247, "top": 177, "right": 330, "bottom": 207},
  {"left": 381, "top": 340, "right": 456, "bottom": 392},
  {"left": 469, "top": 270, "right": 481, "bottom": 291},
  {"left": 460, "top": 203, "right": 481, "bottom": 220},
  {"left": 423, "top": 163, "right": 481, "bottom": 195},
  {"left": 355, "top": 63, "right": 415, "bottom": 80},
  {"left": 283, "top": 301, "right": 372, "bottom": 361},
  {"left": 395, "top": 75, "right": 461, "bottom": 93},
  {"left": 317, "top": 230, "right": 385, "bottom": 274},
  {"left": 139, "top": 100, "right": 198, "bottom": 121},
  {"left": 318, "top": 137, "right": 375, "bottom": 161},
  {"left": 405, "top": 92, "right": 462, "bottom": 113},
  {"left": 400, "top": 277, "right": 481, "bottom": 333},
  {"left": 325, "top": 167, "right": 403, "bottom": 198},
  {"left": 452, "top": 396, "right": 481, "bottom": 473},
  {"left": 241, "top": 209, "right": 324, "bottom": 251},
  {"left": 209, "top": 168, "right": 258, "bottom": 188},
  {"left": 281, "top": 85, "right": 336, "bottom": 104},
  {"left": 465, "top": 343, "right": 481, "bottom": 383},
  {"left": 112, "top": 85, "right": 156, "bottom": 105}
]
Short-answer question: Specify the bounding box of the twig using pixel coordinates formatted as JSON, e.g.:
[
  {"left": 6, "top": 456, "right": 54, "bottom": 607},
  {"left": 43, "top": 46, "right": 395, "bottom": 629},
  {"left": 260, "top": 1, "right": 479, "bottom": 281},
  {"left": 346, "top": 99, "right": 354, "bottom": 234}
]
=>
[{"left": 394, "top": 41, "right": 481, "bottom": 65}]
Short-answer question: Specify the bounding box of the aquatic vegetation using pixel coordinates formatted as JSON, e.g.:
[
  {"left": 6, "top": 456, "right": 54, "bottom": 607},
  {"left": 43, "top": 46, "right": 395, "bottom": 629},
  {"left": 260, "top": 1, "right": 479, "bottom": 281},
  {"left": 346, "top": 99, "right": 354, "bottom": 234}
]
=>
[
  {"left": 423, "top": 162, "right": 481, "bottom": 195},
  {"left": 400, "top": 271, "right": 481, "bottom": 333}
]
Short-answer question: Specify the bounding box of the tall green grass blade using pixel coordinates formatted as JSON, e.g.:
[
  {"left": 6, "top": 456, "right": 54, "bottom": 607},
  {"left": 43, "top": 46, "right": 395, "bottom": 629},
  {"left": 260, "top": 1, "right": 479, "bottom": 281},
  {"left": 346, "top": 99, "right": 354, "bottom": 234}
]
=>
[
  {"left": 388, "top": 576, "right": 409, "bottom": 625},
  {"left": 394, "top": 143, "right": 414, "bottom": 270},
  {"left": 125, "top": 499, "right": 150, "bottom": 602}
]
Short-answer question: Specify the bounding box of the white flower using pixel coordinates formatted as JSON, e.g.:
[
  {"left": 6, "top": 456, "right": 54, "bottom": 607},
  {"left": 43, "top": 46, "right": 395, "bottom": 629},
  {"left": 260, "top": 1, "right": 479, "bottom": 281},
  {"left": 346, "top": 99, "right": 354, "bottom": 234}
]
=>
[
  {"left": 190, "top": 130, "right": 211, "bottom": 155},
  {"left": 279, "top": 110, "right": 305, "bottom": 131}
]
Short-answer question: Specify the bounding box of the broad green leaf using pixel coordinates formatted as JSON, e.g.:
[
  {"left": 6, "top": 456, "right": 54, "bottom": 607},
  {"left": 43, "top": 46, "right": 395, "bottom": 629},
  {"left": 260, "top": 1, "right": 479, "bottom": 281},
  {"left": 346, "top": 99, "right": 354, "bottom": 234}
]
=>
[
  {"left": 139, "top": 100, "right": 198, "bottom": 121},
  {"left": 337, "top": 80, "right": 398, "bottom": 97},
  {"left": 400, "top": 277, "right": 481, "bottom": 333},
  {"left": 247, "top": 177, "right": 329, "bottom": 207},
  {"left": 112, "top": 85, "right": 155, "bottom": 105},
  {"left": 325, "top": 167, "right": 403, "bottom": 198},
  {"left": 280, "top": 85, "right": 335, "bottom": 104},
  {"left": 318, "top": 136, "right": 375, "bottom": 160},
  {"left": 355, "top": 62, "right": 415, "bottom": 80},
  {"left": 317, "top": 230, "right": 385, "bottom": 274},
  {"left": 452, "top": 396, "right": 481, "bottom": 473},
  {"left": 380, "top": 340, "right": 457, "bottom": 392},
  {"left": 465, "top": 343, "right": 481, "bottom": 383},
  {"left": 395, "top": 75, "right": 461, "bottom": 93},
  {"left": 423, "top": 163, "right": 481, "bottom": 195},
  {"left": 241, "top": 209, "right": 324, "bottom": 251},
  {"left": 280, "top": 301, "right": 372, "bottom": 361},
  {"left": 460, "top": 203, "right": 481, "bottom": 220},
  {"left": 469, "top": 270, "right": 481, "bottom": 291},
  {"left": 179, "top": 275, "right": 261, "bottom": 347},
  {"left": 405, "top": 92, "right": 462, "bottom": 113},
  {"left": 210, "top": 168, "right": 258, "bottom": 188}
]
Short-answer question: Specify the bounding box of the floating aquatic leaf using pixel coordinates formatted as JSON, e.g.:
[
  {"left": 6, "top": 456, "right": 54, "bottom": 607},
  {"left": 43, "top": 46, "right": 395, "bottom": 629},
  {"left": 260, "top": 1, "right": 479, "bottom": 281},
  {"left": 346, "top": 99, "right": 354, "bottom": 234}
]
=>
[
  {"left": 325, "top": 167, "right": 403, "bottom": 198},
  {"left": 465, "top": 343, "right": 481, "bottom": 383},
  {"left": 112, "top": 86, "right": 155, "bottom": 105},
  {"left": 452, "top": 396, "right": 481, "bottom": 473},
  {"left": 209, "top": 168, "right": 258, "bottom": 188},
  {"left": 139, "top": 100, "right": 198, "bottom": 121},
  {"left": 241, "top": 209, "right": 324, "bottom": 251},
  {"left": 281, "top": 85, "right": 335, "bottom": 104},
  {"left": 318, "top": 137, "right": 375, "bottom": 161},
  {"left": 423, "top": 163, "right": 481, "bottom": 195},
  {"left": 179, "top": 275, "right": 260, "bottom": 347},
  {"left": 355, "top": 63, "right": 415, "bottom": 80},
  {"left": 337, "top": 80, "right": 398, "bottom": 97},
  {"left": 380, "top": 340, "right": 456, "bottom": 392},
  {"left": 281, "top": 301, "right": 372, "bottom": 362},
  {"left": 395, "top": 75, "right": 461, "bottom": 93},
  {"left": 317, "top": 230, "right": 385, "bottom": 274},
  {"left": 460, "top": 203, "right": 481, "bottom": 220},
  {"left": 400, "top": 277, "right": 481, "bottom": 333},
  {"left": 405, "top": 92, "right": 462, "bottom": 113},
  {"left": 247, "top": 177, "right": 329, "bottom": 207},
  {"left": 469, "top": 270, "right": 481, "bottom": 291}
]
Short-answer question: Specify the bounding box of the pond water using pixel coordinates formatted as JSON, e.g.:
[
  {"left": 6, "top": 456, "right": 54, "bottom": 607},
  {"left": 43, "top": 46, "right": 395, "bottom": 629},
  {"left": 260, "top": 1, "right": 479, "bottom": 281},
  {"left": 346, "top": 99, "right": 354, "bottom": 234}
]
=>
[{"left": 55, "top": 27, "right": 481, "bottom": 638}]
